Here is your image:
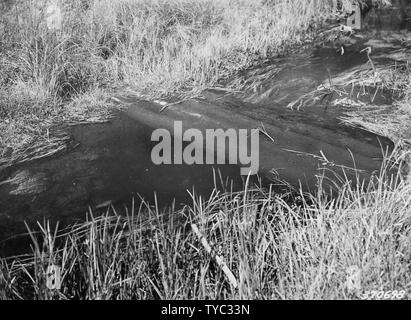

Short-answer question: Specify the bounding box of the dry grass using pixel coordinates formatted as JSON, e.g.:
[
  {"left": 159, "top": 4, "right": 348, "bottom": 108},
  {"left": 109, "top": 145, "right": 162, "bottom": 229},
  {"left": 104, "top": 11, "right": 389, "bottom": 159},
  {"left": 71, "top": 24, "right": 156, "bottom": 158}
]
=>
[
  {"left": 0, "top": 0, "right": 381, "bottom": 160},
  {"left": 336, "top": 61, "right": 411, "bottom": 145},
  {"left": 1, "top": 0, "right": 348, "bottom": 99}
]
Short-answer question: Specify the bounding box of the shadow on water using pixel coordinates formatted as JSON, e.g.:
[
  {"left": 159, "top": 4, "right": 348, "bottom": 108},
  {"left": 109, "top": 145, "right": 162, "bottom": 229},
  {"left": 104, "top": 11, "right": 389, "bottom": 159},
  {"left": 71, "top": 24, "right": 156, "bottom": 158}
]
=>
[{"left": 1, "top": 6, "right": 408, "bottom": 256}]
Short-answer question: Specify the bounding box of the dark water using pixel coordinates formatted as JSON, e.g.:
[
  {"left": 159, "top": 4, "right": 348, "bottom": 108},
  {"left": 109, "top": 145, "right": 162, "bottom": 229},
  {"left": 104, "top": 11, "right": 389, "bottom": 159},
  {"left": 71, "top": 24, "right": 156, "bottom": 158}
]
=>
[
  {"left": 0, "top": 116, "right": 249, "bottom": 256},
  {"left": 0, "top": 115, "right": 244, "bottom": 213},
  {"left": 0, "top": 7, "right": 408, "bottom": 256}
]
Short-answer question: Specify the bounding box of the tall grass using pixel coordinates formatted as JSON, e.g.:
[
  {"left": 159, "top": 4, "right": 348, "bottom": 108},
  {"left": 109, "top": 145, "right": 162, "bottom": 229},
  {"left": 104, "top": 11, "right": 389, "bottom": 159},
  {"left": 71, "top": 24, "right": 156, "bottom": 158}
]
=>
[
  {"left": 0, "top": 0, "right": 394, "bottom": 155},
  {"left": 1, "top": 152, "right": 410, "bottom": 300},
  {"left": 0, "top": 0, "right": 349, "bottom": 99}
]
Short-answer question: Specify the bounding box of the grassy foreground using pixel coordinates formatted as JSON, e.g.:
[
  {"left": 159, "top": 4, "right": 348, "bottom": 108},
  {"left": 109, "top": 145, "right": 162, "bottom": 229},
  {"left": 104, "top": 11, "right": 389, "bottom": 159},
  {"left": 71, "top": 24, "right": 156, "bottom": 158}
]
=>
[
  {"left": 0, "top": 0, "right": 375, "bottom": 160},
  {"left": 1, "top": 154, "right": 410, "bottom": 300}
]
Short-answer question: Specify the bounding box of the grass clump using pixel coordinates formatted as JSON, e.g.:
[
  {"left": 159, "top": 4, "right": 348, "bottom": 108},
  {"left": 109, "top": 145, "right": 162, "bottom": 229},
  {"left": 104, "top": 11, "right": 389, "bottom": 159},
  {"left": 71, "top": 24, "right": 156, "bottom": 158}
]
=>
[{"left": 336, "top": 58, "right": 411, "bottom": 144}]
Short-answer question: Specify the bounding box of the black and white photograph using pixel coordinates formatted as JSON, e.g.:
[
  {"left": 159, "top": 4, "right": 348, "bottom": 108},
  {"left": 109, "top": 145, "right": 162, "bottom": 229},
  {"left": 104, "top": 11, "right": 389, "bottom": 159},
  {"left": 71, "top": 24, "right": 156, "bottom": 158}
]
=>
[{"left": 0, "top": 0, "right": 410, "bottom": 305}]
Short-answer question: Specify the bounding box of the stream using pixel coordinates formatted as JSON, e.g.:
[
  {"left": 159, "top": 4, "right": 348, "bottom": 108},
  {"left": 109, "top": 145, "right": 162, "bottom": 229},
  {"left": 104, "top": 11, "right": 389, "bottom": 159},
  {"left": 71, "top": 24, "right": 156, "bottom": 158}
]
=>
[{"left": 1, "top": 6, "right": 410, "bottom": 256}]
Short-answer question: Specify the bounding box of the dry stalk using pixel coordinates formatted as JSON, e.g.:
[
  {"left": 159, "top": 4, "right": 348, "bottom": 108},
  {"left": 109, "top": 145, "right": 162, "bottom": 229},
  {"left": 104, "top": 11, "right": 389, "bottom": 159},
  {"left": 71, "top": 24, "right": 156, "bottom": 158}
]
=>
[{"left": 191, "top": 223, "right": 238, "bottom": 289}]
